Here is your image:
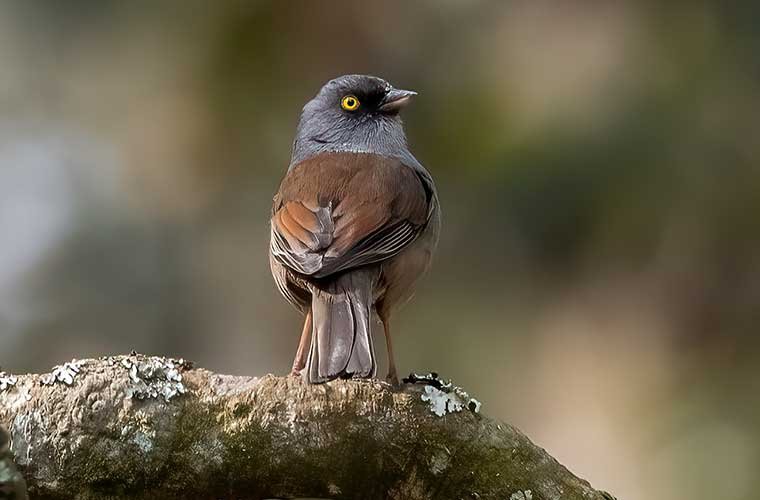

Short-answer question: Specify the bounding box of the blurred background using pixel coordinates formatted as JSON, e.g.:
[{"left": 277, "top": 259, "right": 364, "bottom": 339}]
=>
[{"left": 1, "top": 1, "right": 758, "bottom": 498}]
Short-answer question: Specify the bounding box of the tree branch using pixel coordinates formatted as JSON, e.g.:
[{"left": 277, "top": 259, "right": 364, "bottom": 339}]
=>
[{"left": 0, "top": 354, "right": 612, "bottom": 500}]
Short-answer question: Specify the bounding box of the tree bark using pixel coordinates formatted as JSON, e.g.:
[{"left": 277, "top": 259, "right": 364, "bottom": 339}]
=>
[
  {"left": 0, "top": 355, "right": 613, "bottom": 500},
  {"left": 1, "top": 423, "right": 27, "bottom": 499}
]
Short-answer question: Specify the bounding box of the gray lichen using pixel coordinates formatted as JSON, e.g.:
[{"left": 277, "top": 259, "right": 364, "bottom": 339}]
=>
[
  {"left": 421, "top": 386, "right": 464, "bottom": 417},
  {"left": 0, "top": 424, "right": 28, "bottom": 499},
  {"left": 429, "top": 447, "right": 451, "bottom": 475},
  {"left": 0, "top": 460, "right": 19, "bottom": 487},
  {"left": 0, "top": 372, "right": 17, "bottom": 392},
  {"left": 405, "top": 372, "right": 482, "bottom": 417},
  {"left": 41, "top": 359, "right": 85, "bottom": 386},
  {"left": 510, "top": 490, "right": 533, "bottom": 500},
  {"left": 105, "top": 354, "right": 190, "bottom": 402}
]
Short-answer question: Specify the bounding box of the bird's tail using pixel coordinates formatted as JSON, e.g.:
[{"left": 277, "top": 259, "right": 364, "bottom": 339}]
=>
[{"left": 306, "top": 268, "right": 377, "bottom": 383}]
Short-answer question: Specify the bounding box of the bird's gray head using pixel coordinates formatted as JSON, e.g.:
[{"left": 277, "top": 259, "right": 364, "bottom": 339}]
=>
[{"left": 290, "top": 75, "right": 418, "bottom": 167}]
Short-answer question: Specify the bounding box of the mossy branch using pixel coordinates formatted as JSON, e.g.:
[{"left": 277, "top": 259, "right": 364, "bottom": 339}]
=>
[{"left": 0, "top": 355, "right": 612, "bottom": 500}]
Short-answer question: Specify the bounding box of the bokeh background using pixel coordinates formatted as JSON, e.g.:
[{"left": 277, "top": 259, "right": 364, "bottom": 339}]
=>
[{"left": 1, "top": 1, "right": 759, "bottom": 499}]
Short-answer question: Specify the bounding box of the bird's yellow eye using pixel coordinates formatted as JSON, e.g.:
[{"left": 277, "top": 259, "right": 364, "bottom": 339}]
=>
[{"left": 341, "top": 95, "right": 360, "bottom": 111}]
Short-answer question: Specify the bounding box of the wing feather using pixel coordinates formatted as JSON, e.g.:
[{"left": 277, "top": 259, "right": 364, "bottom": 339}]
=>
[{"left": 270, "top": 152, "right": 430, "bottom": 278}]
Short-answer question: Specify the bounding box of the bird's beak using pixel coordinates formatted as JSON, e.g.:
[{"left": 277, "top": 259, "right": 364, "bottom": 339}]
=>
[{"left": 379, "top": 89, "right": 417, "bottom": 114}]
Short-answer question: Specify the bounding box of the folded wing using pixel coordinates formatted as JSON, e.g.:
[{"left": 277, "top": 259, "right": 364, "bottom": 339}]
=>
[{"left": 270, "top": 152, "right": 431, "bottom": 279}]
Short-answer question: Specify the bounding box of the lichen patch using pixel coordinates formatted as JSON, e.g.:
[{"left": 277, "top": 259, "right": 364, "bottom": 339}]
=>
[
  {"left": 404, "top": 372, "right": 482, "bottom": 417},
  {"left": 510, "top": 490, "right": 533, "bottom": 500},
  {"left": 104, "top": 354, "right": 190, "bottom": 402},
  {"left": 429, "top": 447, "right": 451, "bottom": 475},
  {"left": 0, "top": 372, "right": 17, "bottom": 392},
  {"left": 327, "top": 482, "right": 342, "bottom": 495},
  {"left": 41, "top": 360, "right": 85, "bottom": 386}
]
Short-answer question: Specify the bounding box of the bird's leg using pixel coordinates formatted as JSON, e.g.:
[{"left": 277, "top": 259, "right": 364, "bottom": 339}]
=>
[
  {"left": 380, "top": 315, "right": 399, "bottom": 386},
  {"left": 290, "top": 309, "right": 312, "bottom": 376}
]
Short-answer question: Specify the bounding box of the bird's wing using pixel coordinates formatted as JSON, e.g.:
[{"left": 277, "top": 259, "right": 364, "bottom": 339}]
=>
[{"left": 270, "top": 152, "right": 431, "bottom": 278}]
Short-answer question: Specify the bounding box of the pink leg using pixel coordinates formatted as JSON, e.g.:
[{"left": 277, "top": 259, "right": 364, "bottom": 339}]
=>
[
  {"left": 380, "top": 314, "right": 399, "bottom": 386},
  {"left": 290, "top": 309, "right": 312, "bottom": 376}
]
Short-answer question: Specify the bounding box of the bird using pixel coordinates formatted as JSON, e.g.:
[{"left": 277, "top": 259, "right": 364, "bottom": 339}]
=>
[{"left": 269, "top": 74, "right": 440, "bottom": 385}]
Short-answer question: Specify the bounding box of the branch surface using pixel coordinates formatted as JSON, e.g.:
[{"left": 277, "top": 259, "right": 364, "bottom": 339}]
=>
[{"left": 0, "top": 355, "right": 611, "bottom": 500}]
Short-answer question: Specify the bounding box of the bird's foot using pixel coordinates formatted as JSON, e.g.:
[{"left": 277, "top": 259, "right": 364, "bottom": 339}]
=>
[
  {"left": 289, "top": 364, "right": 305, "bottom": 377},
  {"left": 386, "top": 372, "right": 400, "bottom": 387}
]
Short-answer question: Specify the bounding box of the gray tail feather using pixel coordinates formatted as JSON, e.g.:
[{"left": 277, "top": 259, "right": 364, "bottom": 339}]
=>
[{"left": 306, "top": 269, "right": 377, "bottom": 384}]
